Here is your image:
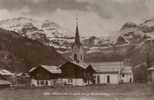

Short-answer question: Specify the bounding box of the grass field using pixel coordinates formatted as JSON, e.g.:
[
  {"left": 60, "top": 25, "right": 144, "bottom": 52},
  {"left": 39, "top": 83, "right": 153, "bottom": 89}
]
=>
[{"left": 0, "top": 83, "right": 154, "bottom": 100}]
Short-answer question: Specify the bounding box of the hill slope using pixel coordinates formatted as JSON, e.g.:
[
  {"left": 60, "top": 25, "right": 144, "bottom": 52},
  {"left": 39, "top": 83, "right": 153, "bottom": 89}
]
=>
[{"left": 0, "top": 28, "right": 66, "bottom": 72}]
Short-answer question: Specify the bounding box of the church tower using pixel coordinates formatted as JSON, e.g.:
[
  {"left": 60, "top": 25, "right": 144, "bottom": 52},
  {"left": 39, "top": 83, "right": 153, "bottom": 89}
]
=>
[{"left": 72, "top": 18, "right": 84, "bottom": 64}]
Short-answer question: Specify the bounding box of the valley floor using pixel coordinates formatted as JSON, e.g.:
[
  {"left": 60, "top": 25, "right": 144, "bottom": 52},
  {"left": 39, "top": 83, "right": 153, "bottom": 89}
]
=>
[{"left": 0, "top": 83, "right": 154, "bottom": 100}]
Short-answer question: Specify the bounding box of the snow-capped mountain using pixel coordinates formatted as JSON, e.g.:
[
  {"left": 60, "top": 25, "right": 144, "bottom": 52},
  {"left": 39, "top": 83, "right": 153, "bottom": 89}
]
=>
[
  {"left": 0, "top": 17, "right": 75, "bottom": 47},
  {"left": 115, "top": 18, "right": 154, "bottom": 45},
  {"left": 0, "top": 17, "right": 71, "bottom": 38},
  {"left": 41, "top": 20, "right": 71, "bottom": 38},
  {"left": 0, "top": 17, "right": 40, "bottom": 33},
  {"left": 0, "top": 17, "right": 112, "bottom": 49}
]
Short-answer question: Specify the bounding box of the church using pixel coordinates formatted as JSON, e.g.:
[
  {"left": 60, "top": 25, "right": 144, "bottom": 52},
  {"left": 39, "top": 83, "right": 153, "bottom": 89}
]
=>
[
  {"left": 71, "top": 20, "right": 85, "bottom": 64},
  {"left": 59, "top": 19, "right": 95, "bottom": 86}
]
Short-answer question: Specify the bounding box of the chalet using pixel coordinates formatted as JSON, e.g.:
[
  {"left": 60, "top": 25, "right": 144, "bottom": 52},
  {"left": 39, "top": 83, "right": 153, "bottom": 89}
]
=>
[
  {"left": 60, "top": 61, "right": 87, "bottom": 86},
  {"left": 0, "top": 69, "right": 14, "bottom": 85},
  {"left": 0, "top": 75, "right": 11, "bottom": 88},
  {"left": 29, "top": 65, "right": 61, "bottom": 87},
  {"left": 148, "top": 66, "right": 154, "bottom": 83},
  {"left": 0, "top": 69, "right": 14, "bottom": 78},
  {"left": 0, "top": 69, "right": 13, "bottom": 87},
  {"left": 90, "top": 62, "right": 133, "bottom": 84}
]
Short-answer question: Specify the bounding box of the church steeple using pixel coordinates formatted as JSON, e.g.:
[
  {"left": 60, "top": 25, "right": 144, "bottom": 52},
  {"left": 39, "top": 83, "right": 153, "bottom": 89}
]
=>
[
  {"left": 72, "top": 17, "right": 84, "bottom": 63},
  {"left": 74, "top": 18, "right": 81, "bottom": 47}
]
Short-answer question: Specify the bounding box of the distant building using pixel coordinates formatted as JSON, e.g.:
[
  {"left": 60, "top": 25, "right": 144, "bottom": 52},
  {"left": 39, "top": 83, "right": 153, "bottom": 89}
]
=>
[
  {"left": 16, "top": 72, "right": 31, "bottom": 87},
  {"left": 0, "top": 69, "right": 14, "bottom": 83},
  {"left": 0, "top": 69, "right": 13, "bottom": 87},
  {"left": 0, "top": 69, "right": 14, "bottom": 77},
  {"left": 148, "top": 66, "right": 154, "bottom": 83},
  {"left": 29, "top": 65, "right": 62, "bottom": 87},
  {"left": 0, "top": 75, "right": 11, "bottom": 88},
  {"left": 90, "top": 62, "right": 133, "bottom": 84}
]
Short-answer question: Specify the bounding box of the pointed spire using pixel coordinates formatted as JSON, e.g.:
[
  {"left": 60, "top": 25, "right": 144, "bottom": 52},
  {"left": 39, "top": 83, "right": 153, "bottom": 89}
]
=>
[{"left": 74, "top": 17, "right": 81, "bottom": 46}]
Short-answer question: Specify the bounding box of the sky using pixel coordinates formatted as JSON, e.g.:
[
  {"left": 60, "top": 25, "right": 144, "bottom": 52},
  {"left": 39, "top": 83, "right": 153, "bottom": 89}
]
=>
[{"left": 0, "top": 0, "right": 154, "bottom": 37}]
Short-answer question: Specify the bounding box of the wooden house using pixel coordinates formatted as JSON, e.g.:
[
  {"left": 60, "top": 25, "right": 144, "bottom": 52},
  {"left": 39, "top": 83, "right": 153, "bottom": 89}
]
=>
[
  {"left": 0, "top": 69, "right": 14, "bottom": 79},
  {"left": 0, "top": 69, "right": 14, "bottom": 85},
  {"left": 0, "top": 75, "right": 11, "bottom": 88},
  {"left": 29, "top": 65, "right": 62, "bottom": 87},
  {"left": 0, "top": 69, "right": 13, "bottom": 87},
  {"left": 148, "top": 66, "right": 154, "bottom": 83},
  {"left": 60, "top": 61, "right": 91, "bottom": 86}
]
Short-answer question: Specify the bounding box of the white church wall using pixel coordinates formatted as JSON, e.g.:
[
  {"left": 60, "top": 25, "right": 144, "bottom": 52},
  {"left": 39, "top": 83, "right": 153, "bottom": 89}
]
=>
[{"left": 94, "top": 73, "right": 120, "bottom": 84}]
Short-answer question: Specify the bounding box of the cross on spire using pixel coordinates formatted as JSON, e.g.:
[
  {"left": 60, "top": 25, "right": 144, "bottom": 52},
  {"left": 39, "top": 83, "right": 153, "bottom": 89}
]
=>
[{"left": 76, "top": 17, "right": 78, "bottom": 26}]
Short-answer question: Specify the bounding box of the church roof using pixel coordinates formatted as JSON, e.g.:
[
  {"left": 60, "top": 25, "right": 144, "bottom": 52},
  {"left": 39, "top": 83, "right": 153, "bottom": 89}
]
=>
[
  {"left": 148, "top": 66, "right": 154, "bottom": 71},
  {"left": 75, "top": 24, "right": 81, "bottom": 45},
  {"left": 89, "top": 62, "right": 132, "bottom": 73}
]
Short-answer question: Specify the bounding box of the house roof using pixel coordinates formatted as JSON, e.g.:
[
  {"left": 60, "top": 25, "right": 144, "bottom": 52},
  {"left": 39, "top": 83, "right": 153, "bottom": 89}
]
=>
[
  {"left": 29, "top": 65, "right": 61, "bottom": 74},
  {"left": 60, "top": 61, "right": 88, "bottom": 69},
  {"left": 29, "top": 67, "right": 37, "bottom": 72},
  {"left": 89, "top": 62, "right": 132, "bottom": 73},
  {"left": 148, "top": 66, "right": 154, "bottom": 71},
  {"left": 0, "top": 69, "right": 14, "bottom": 76},
  {"left": 93, "top": 66, "right": 121, "bottom": 73},
  {"left": 16, "top": 72, "right": 30, "bottom": 77},
  {"left": 71, "top": 61, "right": 88, "bottom": 69}
]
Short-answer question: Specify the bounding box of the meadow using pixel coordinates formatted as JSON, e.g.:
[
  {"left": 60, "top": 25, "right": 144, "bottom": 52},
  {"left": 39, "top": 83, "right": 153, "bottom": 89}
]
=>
[{"left": 0, "top": 83, "right": 153, "bottom": 100}]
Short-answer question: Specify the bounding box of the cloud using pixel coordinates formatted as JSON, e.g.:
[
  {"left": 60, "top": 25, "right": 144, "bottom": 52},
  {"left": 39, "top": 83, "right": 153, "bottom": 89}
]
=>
[
  {"left": 0, "top": 6, "right": 31, "bottom": 20},
  {"left": 0, "top": 0, "right": 87, "bottom": 13},
  {"left": 32, "top": 0, "right": 41, "bottom": 4},
  {"left": 50, "top": 9, "right": 104, "bottom": 36},
  {"left": 76, "top": 0, "right": 149, "bottom": 19},
  {"left": 0, "top": 9, "right": 24, "bottom": 20},
  {"left": 0, "top": 9, "right": 10, "bottom": 20},
  {"left": 0, "top": 0, "right": 154, "bottom": 37},
  {"left": 47, "top": 8, "right": 124, "bottom": 37},
  {"left": 19, "top": 6, "right": 31, "bottom": 14}
]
